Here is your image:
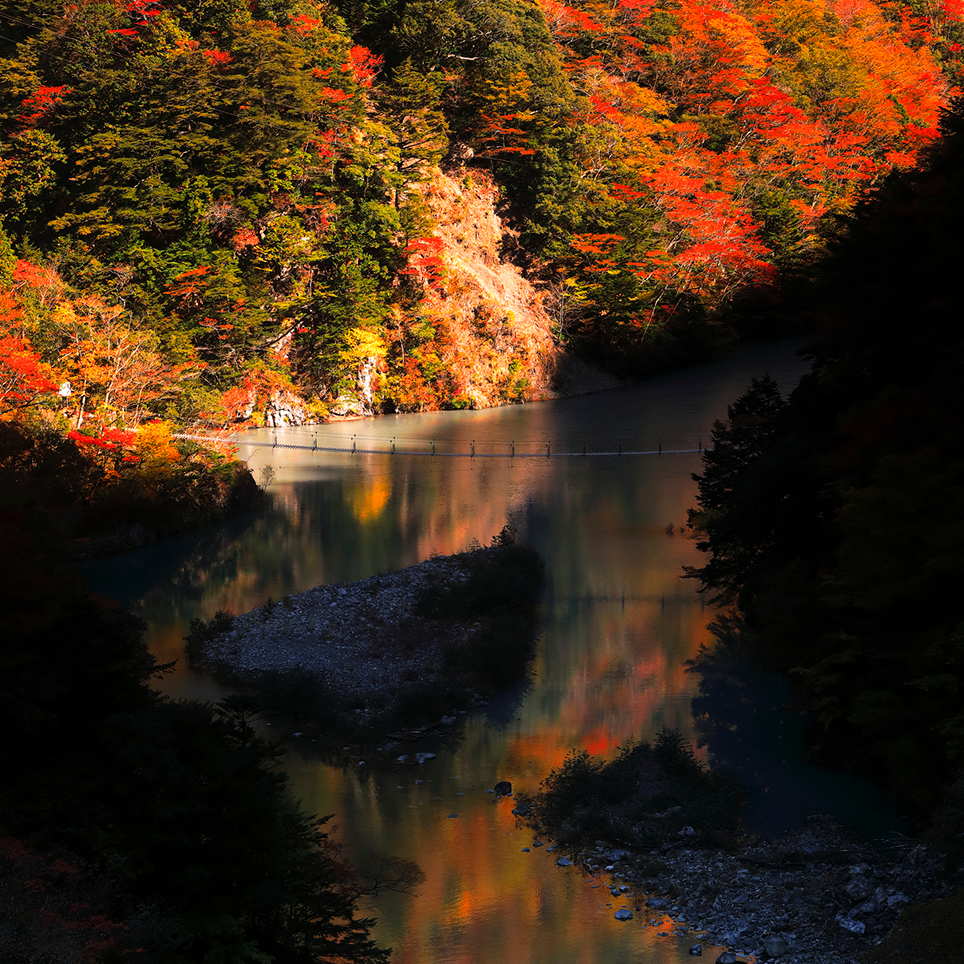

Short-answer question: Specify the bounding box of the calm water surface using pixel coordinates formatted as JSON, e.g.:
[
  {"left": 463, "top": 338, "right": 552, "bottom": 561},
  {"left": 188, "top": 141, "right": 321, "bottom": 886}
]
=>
[{"left": 88, "top": 342, "right": 812, "bottom": 964}]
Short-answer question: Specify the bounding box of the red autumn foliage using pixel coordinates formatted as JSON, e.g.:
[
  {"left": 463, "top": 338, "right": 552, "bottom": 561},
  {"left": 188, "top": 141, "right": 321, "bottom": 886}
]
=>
[
  {"left": 0, "top": 833, "right": 133, "bottom": 963},
  {"left": 346, "top": 45, "right": 382, "bottom": 89},
  {"left": 230, "top": 227, "right": 259, "bottom": 250},
  {"left": 533, "top": 0, "right": 951, "bottom": 337},
  {"left": 476, "top": 113, "right": 538, "bottom": 157},
  {"left": 201, "top": 48, "right": 232, "bottom": 68},
  {"left": 67, "top": 427, "right": 137, "bottom": 450},
  {"left": 291, "top": 13, "right": 322, "bottom": 35},
  {"left": 214, "top": 364, "right": 296, "bottom": 425},
  {"left": 163, "top": 266, "right": 211, "bottom": 303},
  {"left": 17, "top": 85, "right": 69, "bottom": 128},
  {"left": 401, "top": 237, "right": 446, "bottom": 290},
  {"left": 0, "top": 335, "right": 58, "bottom": 416}
]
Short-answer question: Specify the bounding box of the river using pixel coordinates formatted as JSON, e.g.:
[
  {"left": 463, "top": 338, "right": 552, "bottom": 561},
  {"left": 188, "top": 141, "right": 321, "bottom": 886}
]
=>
[{"left": 87, "top": 340, "right": 814, "bottom": 964}]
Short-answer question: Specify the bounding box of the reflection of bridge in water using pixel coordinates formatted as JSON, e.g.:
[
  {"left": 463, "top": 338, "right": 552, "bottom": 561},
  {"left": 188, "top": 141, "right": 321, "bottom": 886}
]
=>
[
  {"left": 174, "top": 433, "right": 706, "bottom": 458},
  {"left": 551, "top": 591, "right": 707, "bottom": 614}
]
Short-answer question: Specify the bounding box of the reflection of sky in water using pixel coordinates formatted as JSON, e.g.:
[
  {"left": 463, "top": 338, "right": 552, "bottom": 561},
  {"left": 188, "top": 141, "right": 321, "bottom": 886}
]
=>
[{"left": 86, "top": 340, "right": 813, "bottom": 964}]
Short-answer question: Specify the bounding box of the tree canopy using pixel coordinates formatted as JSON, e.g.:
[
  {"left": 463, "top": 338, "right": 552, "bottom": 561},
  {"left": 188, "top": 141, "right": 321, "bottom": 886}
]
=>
[
  {"left": 1, "top": 0, "right": 960, "bottom": 413},
  {"left": 685, "top": 95, "right": 964, "bottom": 821}
]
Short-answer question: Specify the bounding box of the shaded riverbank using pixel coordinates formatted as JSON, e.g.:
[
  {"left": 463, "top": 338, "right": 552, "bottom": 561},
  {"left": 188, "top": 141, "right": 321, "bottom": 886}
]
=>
[
  {"left": 529, "top": 814, "right": 950, "bottom": 963},
  {"left": 522, "top": 732, "right": 952, "bottom": 962}
]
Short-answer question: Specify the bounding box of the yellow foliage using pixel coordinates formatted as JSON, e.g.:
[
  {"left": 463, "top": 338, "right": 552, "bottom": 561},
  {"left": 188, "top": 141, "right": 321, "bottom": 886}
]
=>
[
  {"left": 478, "top": 69, "right": 534, "bottom": 115},
  {"left": 135, "top": 420, "right": 181, "bottom": 468},
  {"left": 340, "top": 326, "right": 387, "bottom": 364}
]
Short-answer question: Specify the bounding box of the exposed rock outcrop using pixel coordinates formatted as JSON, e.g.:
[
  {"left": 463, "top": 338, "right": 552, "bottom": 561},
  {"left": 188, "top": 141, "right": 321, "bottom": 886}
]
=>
[{"left": 415, "top": 168, "right": 621, "bottom": 408}]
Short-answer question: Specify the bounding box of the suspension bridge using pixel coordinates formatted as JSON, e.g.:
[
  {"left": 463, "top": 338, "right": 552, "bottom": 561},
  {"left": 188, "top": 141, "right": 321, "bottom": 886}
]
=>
[{"left": 173, "top": 433, "right": 708, "bottom": 459}]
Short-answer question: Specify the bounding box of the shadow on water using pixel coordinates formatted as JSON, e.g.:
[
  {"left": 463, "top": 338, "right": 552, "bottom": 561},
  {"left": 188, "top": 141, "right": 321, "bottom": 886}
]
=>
[
  {"left": 689, "top": 626, "right": 905, "bottom": 839},
  {"left": 480, "top": 674, "right": 535, "bottom": 729},
  {"left": 85, "top": 506, "right": 265, "bottom": 606}
]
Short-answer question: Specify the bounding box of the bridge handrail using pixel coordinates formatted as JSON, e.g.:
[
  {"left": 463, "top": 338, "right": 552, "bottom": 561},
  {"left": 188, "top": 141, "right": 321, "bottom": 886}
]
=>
[{"left": 173, "top": 433, "right": 703, "bottom": 458}]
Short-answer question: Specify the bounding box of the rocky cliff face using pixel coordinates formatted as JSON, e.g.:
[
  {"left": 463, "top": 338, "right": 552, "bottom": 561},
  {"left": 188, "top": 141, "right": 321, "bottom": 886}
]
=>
[
  {"left": 413, "top": 167, "right": 620, "bottom": 408},
  {"left": 412, "top": 167, "right": 561, "bottom": 408},
  {"left": 237, "top": 167, "right": 620, "bottom": 425}
]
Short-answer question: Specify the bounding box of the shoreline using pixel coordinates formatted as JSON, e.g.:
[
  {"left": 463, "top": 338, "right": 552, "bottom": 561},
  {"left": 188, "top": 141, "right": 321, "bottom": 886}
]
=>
[
  {"left": 525, "top": 815, "right": 950, "bottom": 963},
  {"left": 191, "top": 539, "right": 543, "bottom": 751}
]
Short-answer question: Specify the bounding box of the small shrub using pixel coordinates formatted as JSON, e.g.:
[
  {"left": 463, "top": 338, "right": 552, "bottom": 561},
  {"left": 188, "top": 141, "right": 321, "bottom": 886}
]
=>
[
  {"left": 534, "top": 728, "right": 746, "bottom": 849},
  {"left": 416, "top": 528, "right": 543, "bottom": 623},
  {"left": 539, "top": 750, "right": 604, "bottom": 827},
  {"left": 861, "top": 890, "right": 964, "bottom": 964},
  {"left": 184, "top": 609, "right": 234, "bottom": 664}
]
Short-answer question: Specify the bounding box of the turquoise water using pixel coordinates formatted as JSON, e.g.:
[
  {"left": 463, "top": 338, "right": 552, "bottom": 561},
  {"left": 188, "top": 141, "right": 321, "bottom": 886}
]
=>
[{"left": 89, "top": 341, "right": 871, "bottom": 964}]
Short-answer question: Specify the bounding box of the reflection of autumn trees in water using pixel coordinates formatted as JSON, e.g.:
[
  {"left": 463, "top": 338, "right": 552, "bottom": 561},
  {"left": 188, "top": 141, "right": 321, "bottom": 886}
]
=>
[{"left": 82, "top": 343, "right": 809, "bottom": 964}]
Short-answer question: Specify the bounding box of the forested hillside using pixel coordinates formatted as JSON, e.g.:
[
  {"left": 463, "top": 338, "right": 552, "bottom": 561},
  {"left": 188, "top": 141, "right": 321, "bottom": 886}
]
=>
[
  {"left": 1, "top": 0, "right": 961, "bottom": 431},
  {"left": 685, "top": 95, "right": 964, "bottom": 835}
]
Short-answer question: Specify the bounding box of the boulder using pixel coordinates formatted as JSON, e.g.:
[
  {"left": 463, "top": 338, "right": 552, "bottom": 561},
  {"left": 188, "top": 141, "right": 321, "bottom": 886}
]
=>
[
  {"left": 762, "top": 935, "right": 787, "bottom": 958},
  {"left": 494, "top": 780, "right": 512, "bottom": 795},
  {"left": 615, "top": 908, "right": 633, "bottom": 921}
]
